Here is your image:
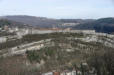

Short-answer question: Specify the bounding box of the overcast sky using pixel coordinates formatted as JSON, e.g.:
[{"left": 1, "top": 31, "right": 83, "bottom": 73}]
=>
[{"left": 0, "top": 0, "right": 114, "bottom": 19}]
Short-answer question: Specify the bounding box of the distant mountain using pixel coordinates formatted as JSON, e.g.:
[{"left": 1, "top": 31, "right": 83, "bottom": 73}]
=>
[
  {"left": 1, "top": 15, "right": 114, "bottom": 33},
  {"left": 94, "top": 18, "right": 114, "bottom": 33},
  {"left": 73, "top": 18, "right": 114, "bottom": 33},
  {"left": 2, "top": 15, "right": 62, "bottom": 28},
  {"left": 1, "top": 15, "right": 94, "bottom": 28},
  {"left": 60, "top": 19, "right": 94, "bottom": 24},
  {"left": 0, "top": 19, "right": 29, "bottom": 28}
]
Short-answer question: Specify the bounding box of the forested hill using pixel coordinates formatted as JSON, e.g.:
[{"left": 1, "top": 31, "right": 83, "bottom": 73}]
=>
[
  {"left": 1, "top": 15, "right": 114, "bottom": 34},
  {"left": 2, "top": 15, "right": 62, "bottom": 28},
  {"left": 73, "top": 18, "right": 114, "bottom": 34},
  {"left": 0, "top": 19, "right": 29, "bottom": 28},
  {"left": 94, "top": 18, "right": 114, "bottom": 33},
  {"left": 1, "top": 15, "right": 94, "bottom": 28}
]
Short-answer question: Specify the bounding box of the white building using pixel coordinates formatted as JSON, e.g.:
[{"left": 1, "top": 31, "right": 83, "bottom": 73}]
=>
[
  {"left": 0, "top": 28, "right": 2, "bottom": 30},
  {"left": 71, "top": 70, "right": 77, "bottom": 75},
  {"left": 42, "top": 72, "right": 53, "bottom": 75},
  {"left": 0, "top": 37, "right": 7, "bottom": 43}
]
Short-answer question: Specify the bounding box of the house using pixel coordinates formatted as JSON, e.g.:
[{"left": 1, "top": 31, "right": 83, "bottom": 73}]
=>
[
  {"left": 4, "top": 25, "right": 9, "bottom": 31},
  {"left": 89, "top": 68, "right": 97, "bottom": 75},
  {"left": 0, "top": 27, "right": 2, "bottom": 30},
  {"left": 71, "top": 70, "right": 76, "bottom": 75},
  {"left": 42, "top": 72, "right": 53, "bottom": 75},
  {"left": 60, "top": 72, "right": 65, "bottom": 75},
  {"left": 53, "top": 72, "right": 60, "bottom": 75},
  {"left": 77, "top": 70, "right": 82, "bottom": 75},
  {"left": 0, "top": 37, "right": 7, "bottom": 43},
  {"left": 60, "top": 70, "right": 72, "bottom": 75}
]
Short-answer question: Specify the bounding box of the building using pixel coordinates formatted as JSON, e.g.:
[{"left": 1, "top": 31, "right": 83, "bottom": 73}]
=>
[
  {"left": 53, "top": 72, "right": 60, "bottom": 75},
  {"left": 60, "top": 70, "right": 72, "bottom": 75},
  {"left": 4, "top": 25, "right": 9, "bottom": 31},
  {"left": 0, "top": 37, "right": 7, "bottom": 43},
  {"left": 42, "top": 72, "right": 53, "bottom": 75},
  {"left": 71, "top": 70, "right": 77, "bottom": 75}
]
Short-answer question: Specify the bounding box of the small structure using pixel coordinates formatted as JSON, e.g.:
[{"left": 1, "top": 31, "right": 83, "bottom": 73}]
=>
[
  {"left": 60, "top": 70, "right": 72, "bottom": 75},
  {"left": 0, "top": 37, "right": 7, "bottom": 43},
  {"left": 42, "top": 72, "right": 53, "bottom": 75},
  {"left": 53, "top": 72, "right": 60, "bottom": 75}
]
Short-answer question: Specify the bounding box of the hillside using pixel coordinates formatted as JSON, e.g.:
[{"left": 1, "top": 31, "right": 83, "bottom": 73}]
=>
[
  {"left": 94, "top": 18, "right": 114, "bottom": 33},
  {"left": 1, "top": 15, "right": 94, "bottom": 28},
  {"left": 1, "top": 16, "right": 114, "bottom": 33},
  {"left": 0, "top": 33, "right": 114, "bottom": 75},
  {"left": 2, "top": 15, "right": 62, "bottom": 28},
  {"left": 74, "top": 18, "right": 114, "bottom": 33},
  {"left": 60, "top": 19, "right": 94, "bottom": 23},
  {"left": 0, "top": 19, "right": 30, "bottom": 28}
]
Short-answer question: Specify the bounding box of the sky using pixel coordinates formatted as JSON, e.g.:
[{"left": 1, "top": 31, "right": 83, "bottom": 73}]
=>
[{"left": 0, "top": 0, "right": 114, "bottom": 19}]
